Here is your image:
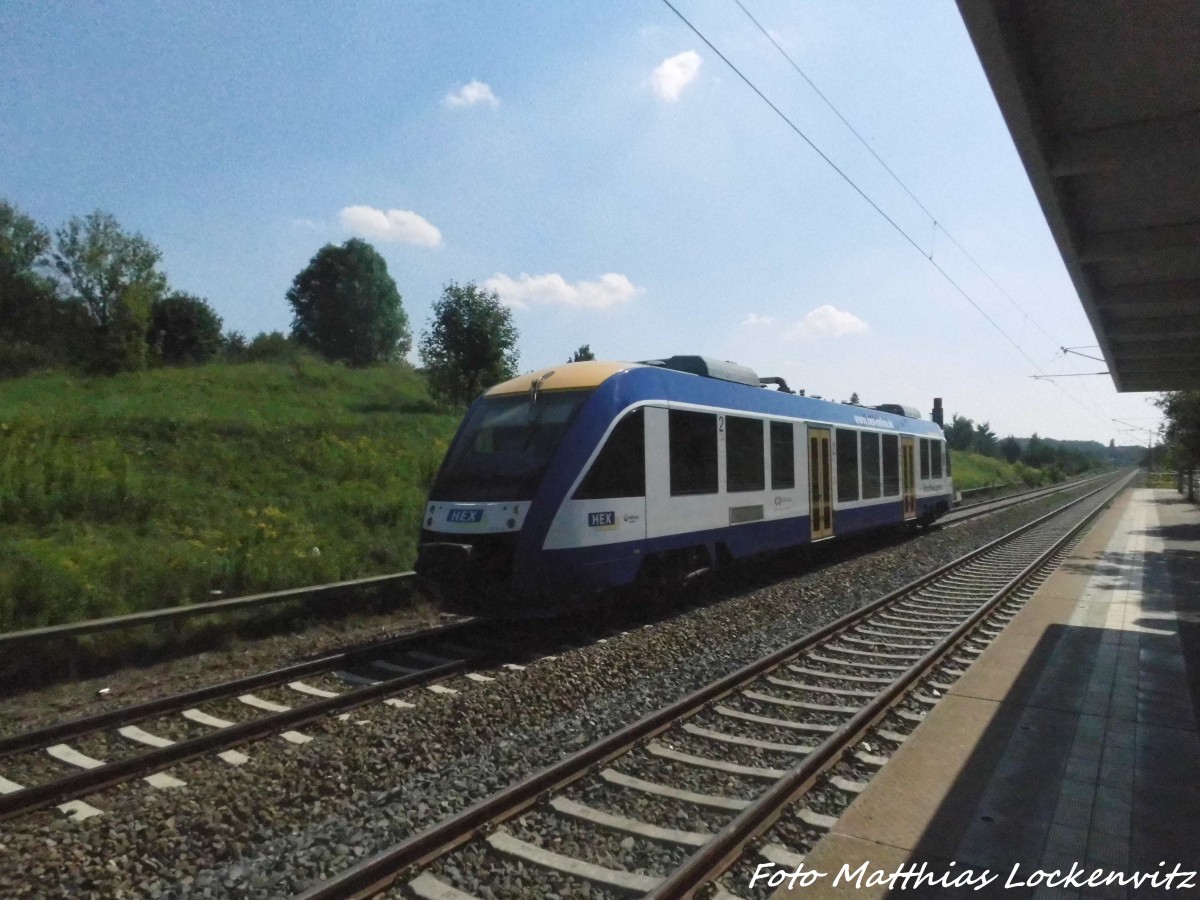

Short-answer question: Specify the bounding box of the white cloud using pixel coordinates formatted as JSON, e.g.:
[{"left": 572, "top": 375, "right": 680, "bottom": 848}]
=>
[
  {"left": 742, "top": 313, "right": 775, "bottom": 326},
  {"left": 482, "top": 272, "right": 643, "bottom": 311},
  {"left": 785, "top": 305, "right": 868, "bottom": 339},
  {"left": 443, "top": 80, "right": 499, "bottom": 109},
  {"left": 650, "top": 51, "right": 702, "bottom": 102},
  {"left": 339, "top": 205, "right": 442, "bottom": 247}
]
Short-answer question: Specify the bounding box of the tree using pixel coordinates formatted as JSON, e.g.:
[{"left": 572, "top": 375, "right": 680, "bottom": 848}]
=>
[
  {"left": 52, "top": 211, "right": 167, "bottom": 328},
  {"left": 847, "top": 392, "right": 861, "bottom": 405},
  {"left": 0, "top": 200, "right": 60, "bottom": 347},
  {"left": 973, "top": 421, "right": 998, "bottom": 456},
  {"left": 1156, "top": 391, "right": 1200, "bottom": 493},
  {"left": 944, "top": 414, "right": 975, "bottom": 451},
  {"left": 1000, "top": 436, "right": 1022, "bottom": 463},
  {"left": 149, "top": 293, "right": 223, "bottom": 365},
  {"left": 1, "top": 200, "right": 51, "bottom": 294},
  {"left": 51, "top": 211, "right": 168, "bottom": 372},
  {"left": 1024, "top": 433, "right": 1052, "bottom": 468},
  {"left": 569, "top": 344, "right": 595, "bottom": 363},
  {"left": 419, "top": 281, "right": 519, "bottom": 405},
  {"left": 222, "top": 330, "right": 248, "bottom": 362},
  {"left": 287, "top": 239, "right": 410, "bottom": 365}
]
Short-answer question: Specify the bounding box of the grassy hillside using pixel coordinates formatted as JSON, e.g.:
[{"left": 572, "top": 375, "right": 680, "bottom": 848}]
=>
[
  {"left": 0, "top": 363, "right": 1097, "bottom": 634},
  {"left": 0, "top": 361, "right": 460, "bottom": 631},
  {"left": 950, "top": 450, "right": 1057, "bottom": 492}
]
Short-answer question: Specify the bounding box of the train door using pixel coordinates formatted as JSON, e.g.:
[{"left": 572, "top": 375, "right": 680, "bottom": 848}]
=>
[
  {"left": 808, "top": 426, "right": 833, "bottom": 539},
  {"left": 643, "top": 406, "right": 671, "bottom": 539},
  {"left": 901, "top": 437, "right": 917, "bottom": 520}
]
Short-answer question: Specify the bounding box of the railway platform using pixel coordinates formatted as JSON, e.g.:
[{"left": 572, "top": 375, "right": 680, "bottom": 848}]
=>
[{"left": 774, "top": 486, "right": 1200, "bottom": 899}]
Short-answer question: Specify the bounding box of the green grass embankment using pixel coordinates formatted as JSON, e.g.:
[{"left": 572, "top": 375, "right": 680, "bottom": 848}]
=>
[
  {"left": 0, "top": 369, "right": 1099, "bottom": 637},
  {"left": 0, "top": 361, "right": 460, "bottom": 631},
  {"left": 950, "top": 450, "right": 1057, "bottom": 493}
]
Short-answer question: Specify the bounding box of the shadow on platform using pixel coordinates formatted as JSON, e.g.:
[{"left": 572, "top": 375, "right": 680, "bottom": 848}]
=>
[{"left": 882, "top": 571, "right": 1200, "bottom": 896}]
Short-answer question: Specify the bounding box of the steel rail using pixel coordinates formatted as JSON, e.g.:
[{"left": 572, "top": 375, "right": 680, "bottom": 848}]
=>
[
  {"left": 955, "top": 480, "right": 1017, "bottom": 500},
  {"left": 0, "top": 474, "right": 1120, "bottom": 649},
  {"left": 0, "top": 571, "right": 417, "bottom": 648},
  {"left": 295, "top": 477, "right": 1123, "bottom": 900},
  {"left": 0, "top": 655, "right": 479, "bottom": 823},
  {"left": 645, "top": 473, "right": 1130, "bottom": 899},
  {"left": 0, "top": 617, "right": 482, "bottom": 758},
  {"left": 941, "top": 472, "right": 1119, "bottom": 526}
]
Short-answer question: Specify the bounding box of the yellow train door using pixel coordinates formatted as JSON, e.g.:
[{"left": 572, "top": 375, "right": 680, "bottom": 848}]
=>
[
  {"left": 901, "top": 437, "right": 917, "bottom": 520},
  {"left": 809, "top": 427, "right": 834, "bottom": 539}
]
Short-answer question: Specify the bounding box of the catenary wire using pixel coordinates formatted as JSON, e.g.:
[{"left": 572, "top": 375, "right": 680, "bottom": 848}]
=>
[
  {"left": 658, "top": 0, "right": 1117, "bottom": 429},
  {"left": 732, "top": 0, "right": 1123, "bottom": 414},
  {"left": 731, "top": 0, "right": 1063, "bottom": 349}
]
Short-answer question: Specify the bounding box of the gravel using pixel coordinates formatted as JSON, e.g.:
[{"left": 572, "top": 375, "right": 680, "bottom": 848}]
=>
[
  {"left": 0, "top": 606, "right": 449, "bottom": 738},
  {"left": 506, "top": 808, "right": 692, "bottom": 878},
  {"left": 611, "top": 747, "right": 768, "bottom": 801},
  {"left": 659, "top": 728, "right": 802, "bottom": 771},
  {"left": 568, "top": 778, "right": 733, "bottom": 837},
  {"left": 0, "top": 486, "right": 1102, "bottom": 898},
  {"left": 689, "top": 708, "right": 820, "bottom": 749},
  {"left": 418, "top": 841, "right": 623, "bottom": 900},
  {"left": 1, "top": 750, "right": 74, "bottom": 789}
]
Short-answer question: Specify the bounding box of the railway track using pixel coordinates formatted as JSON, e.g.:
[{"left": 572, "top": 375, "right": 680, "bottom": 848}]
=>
[
  {"left": 293, "top": 473, "right": 1130, "bottom": 899},
  {"left": 942, "top": 471, "right": 1110, "bottom": 524},
  {"left": 0, "top": 618, "right": 548, "bottom": 823},
  {"left": 0, "top": 470, "right": 1111, "bottom": 660},
  {"left": 0, "top": 473, "right": 1119, "bottom": 832}
]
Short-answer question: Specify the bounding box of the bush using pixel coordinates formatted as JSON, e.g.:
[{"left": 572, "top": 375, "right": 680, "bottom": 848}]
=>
[
  {"left": 149, "top": 293, "right": 224, "bottom": 365},
  {"left": 0, "top": 338, "right": 63, "bottom": 379},
  {"left": 233, "top": 331, "right": 317, "bottom": 364}
]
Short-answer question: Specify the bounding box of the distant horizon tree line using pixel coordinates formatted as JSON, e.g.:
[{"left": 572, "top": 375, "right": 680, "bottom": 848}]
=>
[
  {"left": 1, "top": 199, "right": 601, "bottom": 406},
  {"left": 942, "top": 412, "right": 1141, "bottom": 476}
]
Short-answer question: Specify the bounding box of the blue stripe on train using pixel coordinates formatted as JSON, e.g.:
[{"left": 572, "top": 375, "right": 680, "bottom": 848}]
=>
[{"left": 512, "top": 493, "right": 951, "bottom": 603}]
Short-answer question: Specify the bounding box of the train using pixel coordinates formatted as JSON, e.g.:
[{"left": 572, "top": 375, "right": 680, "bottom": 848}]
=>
[{"left": 416, "top": 355, "right": 953, "bottom": 615}]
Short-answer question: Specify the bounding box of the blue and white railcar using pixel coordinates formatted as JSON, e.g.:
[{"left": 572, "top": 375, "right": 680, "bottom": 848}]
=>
[{"left": 417, "top": 357, "right": 953, "bottom": 615}]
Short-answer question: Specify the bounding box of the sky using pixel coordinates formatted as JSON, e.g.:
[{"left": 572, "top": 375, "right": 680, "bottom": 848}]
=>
[{"left": 0, "top": 0, "right": 1163, "bottom": 446}]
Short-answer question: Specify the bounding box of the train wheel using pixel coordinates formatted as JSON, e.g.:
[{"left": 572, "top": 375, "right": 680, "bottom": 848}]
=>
[{"left": 642, "top": 548, "right": 710, "bottom": 591}]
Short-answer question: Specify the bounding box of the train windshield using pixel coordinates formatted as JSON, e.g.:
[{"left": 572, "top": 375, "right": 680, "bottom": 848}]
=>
[{"left": 430, "top": 390, "right": 591, "bottom": 501}]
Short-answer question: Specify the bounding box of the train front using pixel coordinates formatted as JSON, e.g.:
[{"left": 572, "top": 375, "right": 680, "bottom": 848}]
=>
[{"left": 414, "top": 364, "right": 611, "bottom": 614}]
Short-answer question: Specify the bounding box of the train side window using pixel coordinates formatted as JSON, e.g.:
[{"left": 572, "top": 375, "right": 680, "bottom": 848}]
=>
[
  {"left": 574, "top": 408, "right": 644, "bottom": 499},
  {"left": 770, "top": 421, "right": 795, "bottom": 490},
  {"left": 945, "top": 443, "right": 952, "bottom": 476},
  {"left": 861, "top": 432, "right": 881, "bottom": 499},
  {"left": 920, "top": 438, "right": 931, "bottom": 479},
  {"left": 882, "top": 433, "right": 899, "bottom": 496},
  {"left": 931, "top": 438, "right": 944, "bottom": 479},
  {"left": 836, "top": 428, "right": 860, "bottom": 502},
  {"left": 727, "top": 416, "right": 765, "bottom": 492},
  {"left": 669, "top": 409, "right": 718, "bottom": 495}
]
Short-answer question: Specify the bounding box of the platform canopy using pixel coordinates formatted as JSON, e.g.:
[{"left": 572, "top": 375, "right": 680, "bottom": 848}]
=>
[{"left": 957, "top": 1, "right": 1200, "bottom": 392}]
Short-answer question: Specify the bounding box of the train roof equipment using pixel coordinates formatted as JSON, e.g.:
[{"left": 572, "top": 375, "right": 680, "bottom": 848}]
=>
[
  {"left": 871, "top": 403, "right": 923, "bottom": 420},
  {"left": 482, "top": 356, "right": 935, "bottom": 429},
  {"left": 639, "top": 355, "right": 761, "bottom": 387}
]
